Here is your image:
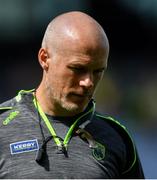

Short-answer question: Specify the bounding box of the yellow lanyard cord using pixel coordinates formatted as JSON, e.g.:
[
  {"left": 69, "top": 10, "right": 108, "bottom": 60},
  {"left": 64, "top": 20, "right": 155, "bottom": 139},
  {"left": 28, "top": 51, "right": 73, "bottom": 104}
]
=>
[
  {"left": 33, "top": 98, "right": 62, "bottom": 146},
  {"left": 33, "top": 97, "right": 94, "bottom": 148}
]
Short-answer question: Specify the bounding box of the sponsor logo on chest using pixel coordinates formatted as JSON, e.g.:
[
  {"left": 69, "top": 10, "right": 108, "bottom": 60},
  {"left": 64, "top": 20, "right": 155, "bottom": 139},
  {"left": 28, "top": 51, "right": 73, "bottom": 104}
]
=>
[{"left": 10, "top": 139, "right": 39, "bottom": 155}]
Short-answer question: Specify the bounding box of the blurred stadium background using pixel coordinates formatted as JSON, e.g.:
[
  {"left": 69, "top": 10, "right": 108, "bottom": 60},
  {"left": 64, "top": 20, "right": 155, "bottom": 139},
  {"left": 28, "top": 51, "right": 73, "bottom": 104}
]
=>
[{"left": 0, "top": 0, "right": 157, "bottom": 178}]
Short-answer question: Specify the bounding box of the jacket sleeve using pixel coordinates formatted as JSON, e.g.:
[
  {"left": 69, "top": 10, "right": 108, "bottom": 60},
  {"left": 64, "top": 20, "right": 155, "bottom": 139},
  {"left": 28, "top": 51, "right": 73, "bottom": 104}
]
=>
[
  {"left": 122, "top": 146, "right": 145, "bottom": 178},
  {"left": 96, "top": 114, "right": 145, "bottom": 179}
]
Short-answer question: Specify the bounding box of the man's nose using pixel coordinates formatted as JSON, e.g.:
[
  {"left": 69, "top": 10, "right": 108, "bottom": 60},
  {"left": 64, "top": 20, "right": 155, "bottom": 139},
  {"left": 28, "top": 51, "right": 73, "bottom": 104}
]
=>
[{"left": 79, "top": 73, "right": 94, "bottom": 89}]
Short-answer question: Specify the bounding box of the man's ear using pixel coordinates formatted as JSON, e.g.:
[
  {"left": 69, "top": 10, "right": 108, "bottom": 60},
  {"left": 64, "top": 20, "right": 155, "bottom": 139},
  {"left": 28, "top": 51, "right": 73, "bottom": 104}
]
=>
[{"left": 38, "top": 48, "right": 49, "bottom": 71}]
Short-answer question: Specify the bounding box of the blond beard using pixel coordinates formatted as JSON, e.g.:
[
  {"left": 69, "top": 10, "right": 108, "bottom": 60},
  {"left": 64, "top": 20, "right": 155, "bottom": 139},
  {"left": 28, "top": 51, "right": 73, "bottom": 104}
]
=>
[{"left": 46, "top": 84, "right": 83, "bottom": 114}]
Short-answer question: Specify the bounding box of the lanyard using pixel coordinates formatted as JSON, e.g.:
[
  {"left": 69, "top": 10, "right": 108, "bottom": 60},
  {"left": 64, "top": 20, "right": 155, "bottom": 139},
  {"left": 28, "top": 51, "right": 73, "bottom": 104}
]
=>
[{"left": 33, "top": 97, "right": 94, "bottom": 149}]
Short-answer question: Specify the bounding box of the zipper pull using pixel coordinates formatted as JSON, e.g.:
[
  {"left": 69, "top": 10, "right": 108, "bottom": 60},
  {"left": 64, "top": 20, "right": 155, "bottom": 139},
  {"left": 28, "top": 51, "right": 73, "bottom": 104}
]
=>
[
  {"left": 57, "top": 144, "right": 68, "bottom": 157},
  {"left": 76, "top": 128, "right": 97, "bottom": 148}
]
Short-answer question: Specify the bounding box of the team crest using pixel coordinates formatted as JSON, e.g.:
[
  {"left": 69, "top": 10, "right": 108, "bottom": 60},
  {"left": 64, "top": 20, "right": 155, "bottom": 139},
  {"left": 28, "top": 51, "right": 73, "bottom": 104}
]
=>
[{"left": 92, "top": 142, "right": 105, "bottom": 160}]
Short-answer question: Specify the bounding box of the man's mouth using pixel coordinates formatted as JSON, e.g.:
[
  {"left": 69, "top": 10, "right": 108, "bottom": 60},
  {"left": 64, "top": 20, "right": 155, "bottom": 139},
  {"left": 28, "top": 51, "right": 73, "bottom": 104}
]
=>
[{"left": 69, "top": 92, "right": 92, "bottom": 99}]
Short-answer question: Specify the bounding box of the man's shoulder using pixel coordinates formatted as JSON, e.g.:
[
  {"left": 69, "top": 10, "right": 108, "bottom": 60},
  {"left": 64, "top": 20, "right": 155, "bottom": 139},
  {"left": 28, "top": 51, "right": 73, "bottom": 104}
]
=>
[
  {"left": 0, "top": 90, "right": 34, "bottom": 127},
  {"left": 94, "top": 112, "right": 132, "bottom": 140},
  {"left": 0, "top": 97, "right": 17, "bottom": 127},
  {"left": 94, "top": 112, "right": 136, "bottom": 153},
  {"left": 94, "top": 113, "right": 127, "bottom": 132},
  {"left": 89, "top": 112, "right": 135, "bottom": 148},
  {"left": 0, "top": 97, "right": 16, "bottom": 114},
  {"left": 0, "top": 89, "right": 35, "bottom": 115}
]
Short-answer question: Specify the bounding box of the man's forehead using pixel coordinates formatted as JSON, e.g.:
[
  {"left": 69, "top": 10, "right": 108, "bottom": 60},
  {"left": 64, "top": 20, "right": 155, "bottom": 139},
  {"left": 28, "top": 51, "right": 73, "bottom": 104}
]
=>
[{"left": 66, "top": 56, "right": 107, "bottom": 68}]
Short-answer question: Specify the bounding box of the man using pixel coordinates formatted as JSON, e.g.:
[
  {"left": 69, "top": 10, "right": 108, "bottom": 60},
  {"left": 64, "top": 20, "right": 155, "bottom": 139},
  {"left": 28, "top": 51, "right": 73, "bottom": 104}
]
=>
[{"left": 0, "top": 11, "right": 144, "bottom": 178}]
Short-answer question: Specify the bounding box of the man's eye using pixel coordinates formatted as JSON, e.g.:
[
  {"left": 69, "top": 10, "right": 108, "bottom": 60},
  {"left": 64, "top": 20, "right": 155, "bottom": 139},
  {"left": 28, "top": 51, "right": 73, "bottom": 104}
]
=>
[
  {"left": 70, "top": 67, "right": 85, "bottom": 73},
  {"left": 94, "top": 68, "right": 104, "bottom": 74}
]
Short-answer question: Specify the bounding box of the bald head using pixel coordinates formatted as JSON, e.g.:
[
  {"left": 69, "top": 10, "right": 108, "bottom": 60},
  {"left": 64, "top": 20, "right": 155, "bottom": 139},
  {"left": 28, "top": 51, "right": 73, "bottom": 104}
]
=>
[
  {"left": 41, "top": 11, "right": 109, "bottom": 61},
  {"left": 37, "top": 11, "right": 110, "bottom": 116}
]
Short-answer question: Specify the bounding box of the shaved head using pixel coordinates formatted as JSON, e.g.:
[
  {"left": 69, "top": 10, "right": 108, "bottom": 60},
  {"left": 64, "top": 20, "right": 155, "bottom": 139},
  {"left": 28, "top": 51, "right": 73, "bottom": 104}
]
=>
[
  {"left": 37, "top": 11, "right": 110, "bottom": 116},
  {"left": 41, "top": 11, "right": 109, "bottom": 63}
]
